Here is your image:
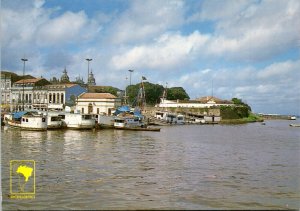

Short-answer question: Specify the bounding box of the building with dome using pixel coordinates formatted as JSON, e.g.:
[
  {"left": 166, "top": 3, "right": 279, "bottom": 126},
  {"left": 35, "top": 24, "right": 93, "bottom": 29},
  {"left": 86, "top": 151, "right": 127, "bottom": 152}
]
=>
[
  {"left": 87, "top": 69, "right": 96, "bottom": 86},
  {"left": 60, "top": 67, "right": 70, "bottom": 83}
]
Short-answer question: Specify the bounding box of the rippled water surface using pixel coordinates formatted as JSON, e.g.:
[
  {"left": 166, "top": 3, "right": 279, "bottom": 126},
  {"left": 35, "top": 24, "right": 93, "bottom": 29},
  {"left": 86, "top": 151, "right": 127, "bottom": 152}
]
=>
[{"left": 2, "top": 120, "right": 300, "bottom": 209}]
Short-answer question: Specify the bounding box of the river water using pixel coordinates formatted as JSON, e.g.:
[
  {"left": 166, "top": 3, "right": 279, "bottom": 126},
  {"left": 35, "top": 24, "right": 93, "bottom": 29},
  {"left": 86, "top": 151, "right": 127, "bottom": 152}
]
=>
[{"left": 1, "top": 120, "right": 300, "bottom": 209}]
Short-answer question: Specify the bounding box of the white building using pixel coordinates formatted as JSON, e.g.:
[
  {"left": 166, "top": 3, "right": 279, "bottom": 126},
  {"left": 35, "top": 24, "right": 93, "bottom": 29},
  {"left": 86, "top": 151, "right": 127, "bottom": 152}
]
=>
[
  {"left": 46, "top": 83, "right": 86, "bottom": 110},
  {"left": 156, "top": 96, "right": 233, "bottom": 108},
  {"left": 11, "top": 78, "right": 50, "bottom": 111},
  {"left": 1, "top": 74, "right": 12, "bottom": 107},
  {"left": 76, "top": 93, "right": 122, "bottom": 115}
]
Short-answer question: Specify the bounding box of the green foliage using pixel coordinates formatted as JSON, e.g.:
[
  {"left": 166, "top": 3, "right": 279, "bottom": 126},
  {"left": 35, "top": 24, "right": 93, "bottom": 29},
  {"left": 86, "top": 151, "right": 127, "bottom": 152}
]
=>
[
  {"left": 231, "top": 97, "right": 251, "bottom": 111},
  {"left": 1, "top": 71, "right": 35, "bottom": 83},
  {"left": 220, "top": 106, "right": 250, "bottom": 119},
  {"left": 66, "top": 95, "right": 76, "bottom": 107},
  {"left": 167, "top": 87, "right": 190, "bottom": 101},
  {"left": 126, "top": 82, "right": 190, "bottom": 106},
  {"left": 127, "top": 82, "right": 164, "bottom": 105},
  {"left": 94, "top": 86, "right": 119, "bottom": 96}
]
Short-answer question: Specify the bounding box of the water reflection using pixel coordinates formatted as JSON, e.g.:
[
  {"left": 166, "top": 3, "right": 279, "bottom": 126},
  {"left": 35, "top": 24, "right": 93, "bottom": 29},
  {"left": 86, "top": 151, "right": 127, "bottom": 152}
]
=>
[{"left": 2, "top": 121, "right": 300, "bottom": 209}]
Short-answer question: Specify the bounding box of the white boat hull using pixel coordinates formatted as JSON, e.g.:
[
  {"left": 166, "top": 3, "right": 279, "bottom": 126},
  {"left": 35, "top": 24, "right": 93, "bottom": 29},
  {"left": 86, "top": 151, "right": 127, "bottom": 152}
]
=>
[{"left": 6, "top": 119, "right": 47, "bottom": 131}]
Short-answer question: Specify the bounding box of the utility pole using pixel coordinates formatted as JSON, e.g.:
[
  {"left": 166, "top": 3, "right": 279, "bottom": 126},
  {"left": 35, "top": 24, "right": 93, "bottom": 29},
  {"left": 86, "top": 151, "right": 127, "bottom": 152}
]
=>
[
  {"left": 86, "top": 58, "right": 92, "bottom": 85},
  {"left": 21, "top": 58, "right": 28, "bottom": 111},
  {"left": 128, "top": 69, "right": 134, "bottom": 86}
]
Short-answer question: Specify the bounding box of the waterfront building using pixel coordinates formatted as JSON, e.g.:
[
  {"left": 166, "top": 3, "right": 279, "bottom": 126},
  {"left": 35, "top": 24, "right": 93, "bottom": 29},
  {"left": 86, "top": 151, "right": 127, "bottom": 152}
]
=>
[
  {"left": 1, "top": 74, "right": 12, "bottom": 109},
  {"left": 11, "top": 78, "right": 50, "bottom": 111},
  {"left": 46, "top": 84, "right": 87, "bottom": 110},
  {"left": 76, "top": 93, "right": 122, "bottom": 115},
  {"left": 157, "top": 96, "right": 233, "bottom": 108}
]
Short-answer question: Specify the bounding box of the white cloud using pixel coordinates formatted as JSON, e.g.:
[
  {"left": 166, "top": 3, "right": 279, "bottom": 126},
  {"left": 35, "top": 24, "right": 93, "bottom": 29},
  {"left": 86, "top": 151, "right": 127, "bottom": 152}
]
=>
[
  {"left": 189, "top": 0, "right": 300, "bottom": 62},
  {"left": 257, "top": 60, "right": 300, "bottom": 79},
  {"left": 110, "top": 31, "right": 210, "bottom": 70},
  {"left": 36, "top": 11, "right": 89, "bottom": 46},
  {"left": 107, "top": 0, "right": 186, "bottom": 44}
]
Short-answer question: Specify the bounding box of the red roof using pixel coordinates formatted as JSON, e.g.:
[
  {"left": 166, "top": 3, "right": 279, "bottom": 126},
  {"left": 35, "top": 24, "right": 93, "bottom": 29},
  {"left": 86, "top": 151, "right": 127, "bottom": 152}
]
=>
[{"left": 15, "top": 78, "right": 42, "bottom": 84}]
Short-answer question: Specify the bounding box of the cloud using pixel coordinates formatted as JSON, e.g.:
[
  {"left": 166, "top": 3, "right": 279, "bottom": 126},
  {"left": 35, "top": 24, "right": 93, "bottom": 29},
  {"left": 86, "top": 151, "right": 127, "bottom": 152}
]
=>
[
  {"left": 257, "top": 60, "right": 300, "bottom": 79},
  {"left": 189, "top": 0, "right": 300, "bottom": 62},
  {"left": 36, "top": 11, "right": 87, "bottom": 46},
  {"left": 167, "top": 59, "right": 300, "bottom": 114},
  {"left": 107, "top": 0, "right": 186, "bottom": 44},
  {"left": 110, "top": 31, "right": 210, "bottom": 70},
  {"left": 1, "top": 0, "right": 101, "bottom": 71}
]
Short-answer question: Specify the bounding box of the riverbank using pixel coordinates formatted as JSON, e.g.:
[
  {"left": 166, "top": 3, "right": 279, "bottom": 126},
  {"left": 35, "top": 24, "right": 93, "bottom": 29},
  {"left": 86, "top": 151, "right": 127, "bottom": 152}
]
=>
[{"left": 220, "top": 113, "right": 264, "bottom": 124}]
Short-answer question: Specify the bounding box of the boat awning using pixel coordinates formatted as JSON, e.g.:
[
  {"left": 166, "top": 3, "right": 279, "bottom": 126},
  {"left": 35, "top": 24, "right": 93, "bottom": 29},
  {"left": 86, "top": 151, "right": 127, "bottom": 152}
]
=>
[
  {"left": 13, "top": 111, "right": 28, "bottom": 119},
  {"left": 114, "top": 105, "right": 131, "bottom": 115}
]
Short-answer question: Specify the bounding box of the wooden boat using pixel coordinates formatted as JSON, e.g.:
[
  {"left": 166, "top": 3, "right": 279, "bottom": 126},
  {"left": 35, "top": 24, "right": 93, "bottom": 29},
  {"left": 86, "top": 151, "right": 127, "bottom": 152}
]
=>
[
  {"left": 4, "top": 111, "right": 47, "bottom": 131},
  {"left": 290, "top": 124, "right": 300, "bottom": 127}
]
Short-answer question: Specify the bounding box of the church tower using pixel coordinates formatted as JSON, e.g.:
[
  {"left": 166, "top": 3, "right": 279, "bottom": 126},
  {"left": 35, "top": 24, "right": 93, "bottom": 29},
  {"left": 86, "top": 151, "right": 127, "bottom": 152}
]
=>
[
  {"left": 60, "top": 67, "right": 70, "bottom": 83},
  {"left": 87, "top": 69, "right": 96, "bottom": 86}
]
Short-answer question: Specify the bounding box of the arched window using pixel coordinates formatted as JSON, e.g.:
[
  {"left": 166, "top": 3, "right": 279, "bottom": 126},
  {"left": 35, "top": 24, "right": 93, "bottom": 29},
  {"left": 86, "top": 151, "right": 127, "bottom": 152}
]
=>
[
  {"left": 61, "top": 93, "right": 64, "bottom": 104},
  {"left": 88, "top": 103, "right": 93, "bottom": 114},
  {"left": 53, "top": 93, "right": 56, "bottom": 103}
]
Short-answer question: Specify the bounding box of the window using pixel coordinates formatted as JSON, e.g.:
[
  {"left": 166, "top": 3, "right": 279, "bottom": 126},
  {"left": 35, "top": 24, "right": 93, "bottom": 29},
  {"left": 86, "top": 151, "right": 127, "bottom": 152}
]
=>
[
  {"left": 82, "top": 115, "right": 92, "bottom": 120},
  {"left": 26, "top": 119, "right": 28, "bottom": 122},
  {"left": 97, "top": 108, "right": 99, "bottom": 114},
  {"left": 82, "top": 108, "right": 84, "bottom": 113}
]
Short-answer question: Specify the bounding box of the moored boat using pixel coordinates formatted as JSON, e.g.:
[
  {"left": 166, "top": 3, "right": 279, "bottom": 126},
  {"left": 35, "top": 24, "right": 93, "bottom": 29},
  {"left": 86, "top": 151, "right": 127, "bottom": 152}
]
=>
[
  {"left": 114, "top": 114, "right": 145, "bottom": 129},
  {"left": 4, "top": 111, "right": 47, "bottom": 131},
  {"left": 46, "top": 113, "right": 63, "bottom": 129},
  {"left": 59, "top": 113, "right": 95, "bottom": 129}
]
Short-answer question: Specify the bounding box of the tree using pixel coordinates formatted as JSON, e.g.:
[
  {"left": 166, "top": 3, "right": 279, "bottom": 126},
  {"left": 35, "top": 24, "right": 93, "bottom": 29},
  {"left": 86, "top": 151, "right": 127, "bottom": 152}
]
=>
[
  {"left": 231, "top": 97, "right": 251, "bottom": 111},
  {"left": 166, "top": 87, "right": 190, "bottom": 101},
  {"left": 127, "top": 82, "right": 164, "bottom": 106},
  {"left": 126, "top": 82, "right": 190, "bottom": 106}
]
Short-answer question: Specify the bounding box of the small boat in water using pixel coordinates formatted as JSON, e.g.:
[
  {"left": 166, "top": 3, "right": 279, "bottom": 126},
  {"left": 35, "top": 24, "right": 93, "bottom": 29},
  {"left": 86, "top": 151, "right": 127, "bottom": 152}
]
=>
[
  {"left": 114, "top": 114, "right": 145, "bottom": 129},
  {"left": 290, "top": 124, "right": 300, "bottom": 127},
  {"left": 290, "top": 116, "right": 297, "bottom": 120},
  {"left": 58, "top": 113, "right": 95, "bottom": 129},
  {"left": 4, "top": 111, "right": 47, "bottom": 131},
  {"left": 95, "top": 114, "right": 115, "bottom": 129},
  {"left": 46, "top": 113, "right": 63, "bottom": 129}
]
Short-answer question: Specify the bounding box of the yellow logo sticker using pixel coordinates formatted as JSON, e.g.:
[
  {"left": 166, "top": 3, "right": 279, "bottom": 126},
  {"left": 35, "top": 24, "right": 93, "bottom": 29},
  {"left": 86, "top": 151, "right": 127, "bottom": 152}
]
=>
[{"left": 10, "top": 160, "right": 35, "bottom": 199}]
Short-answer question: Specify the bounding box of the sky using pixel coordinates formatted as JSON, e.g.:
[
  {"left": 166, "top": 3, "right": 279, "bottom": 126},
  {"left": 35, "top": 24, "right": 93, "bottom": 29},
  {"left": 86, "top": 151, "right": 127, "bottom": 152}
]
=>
[{"left": 1, "top": 0, "right": 300, "bottom": 115}]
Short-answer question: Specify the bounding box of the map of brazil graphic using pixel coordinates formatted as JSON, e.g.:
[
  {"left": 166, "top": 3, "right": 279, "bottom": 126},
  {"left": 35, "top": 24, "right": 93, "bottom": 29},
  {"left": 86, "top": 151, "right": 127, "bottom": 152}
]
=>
[{"left": 10, "top": 160, "right": 35, "bottom": 199}]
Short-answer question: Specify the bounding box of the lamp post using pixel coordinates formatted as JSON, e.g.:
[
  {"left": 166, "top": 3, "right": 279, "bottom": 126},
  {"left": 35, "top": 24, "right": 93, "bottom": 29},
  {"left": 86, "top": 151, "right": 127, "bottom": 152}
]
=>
[
  {"left": 86, "top": 58, "right": 92, "bottom": 84},
  {"left": 128, "top": 69, "right": 134, "bottom": 86},
  {"left": 21, "top": 58, "right": 28, "bottom": 111}
]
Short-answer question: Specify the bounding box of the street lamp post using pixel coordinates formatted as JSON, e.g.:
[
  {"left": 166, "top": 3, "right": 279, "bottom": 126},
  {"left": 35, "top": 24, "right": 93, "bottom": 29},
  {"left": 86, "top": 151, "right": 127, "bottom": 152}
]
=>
[
  {"left": 86, "top": 58, "right": 92, "bottom": 84},
  {"left": 128, "top": 69, "right": 134, "bottom": 86},
  {"left": 21, "top": 58, "right": 28, "bottom": 111}
]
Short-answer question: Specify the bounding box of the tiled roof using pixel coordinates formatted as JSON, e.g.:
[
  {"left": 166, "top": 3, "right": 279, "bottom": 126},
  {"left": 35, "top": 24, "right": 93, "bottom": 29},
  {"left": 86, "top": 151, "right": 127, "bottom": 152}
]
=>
[
  {"left": 79, "top": 92, "right": 117, "bottom": 99},
  {"left": 15, "top": 78, "right": 41, "bottom": 84},
  {"left": 46, "top": 83, "right": 77, "bottom": 88}
]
